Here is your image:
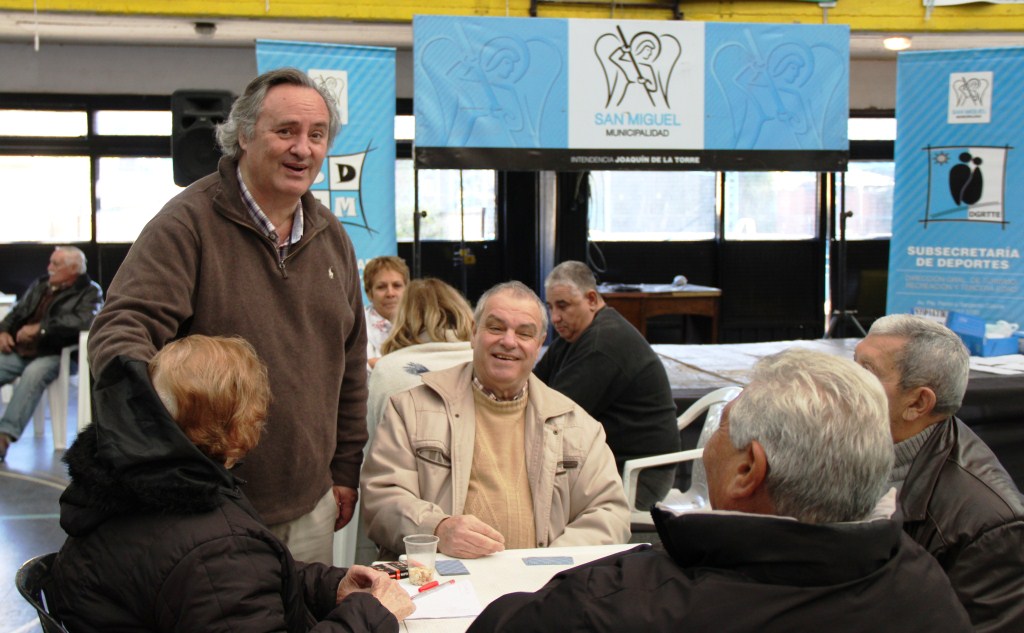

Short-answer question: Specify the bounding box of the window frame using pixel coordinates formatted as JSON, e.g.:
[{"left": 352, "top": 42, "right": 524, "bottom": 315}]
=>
[{"left": 0, "top": 93, "right": 172, "bottom": 244}]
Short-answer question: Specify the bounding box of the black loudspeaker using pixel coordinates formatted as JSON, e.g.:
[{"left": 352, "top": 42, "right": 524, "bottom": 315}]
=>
[{"left": 171, "top": 90, "right": 234, "bottom": 187}]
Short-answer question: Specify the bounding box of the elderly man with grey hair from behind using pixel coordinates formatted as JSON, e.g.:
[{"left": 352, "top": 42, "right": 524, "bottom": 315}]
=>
[
  {"left": 466, "top": 348, "right": 972, "bottom": 633},
  {"left": 855, "top": 314, "right": 1024, "bottom": 632}
]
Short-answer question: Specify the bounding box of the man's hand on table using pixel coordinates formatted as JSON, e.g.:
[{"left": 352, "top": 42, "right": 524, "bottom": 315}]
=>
[
  {"left": 435, "top": 515, "right": 505, "bottom": 558},
  {"left": 336, "top": 564, "right": 415, "bottom": 622}
]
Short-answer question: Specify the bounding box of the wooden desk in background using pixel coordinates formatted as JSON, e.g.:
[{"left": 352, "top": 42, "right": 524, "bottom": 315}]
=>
[{"left": 598, "top": 283, "right": 722, "bottom": 343}]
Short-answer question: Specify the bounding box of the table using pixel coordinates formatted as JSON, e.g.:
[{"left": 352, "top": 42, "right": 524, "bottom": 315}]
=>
[
  {"left": 598, "top": 283, "right": 722, "bottom": 342},
  {"left": 599, "top": 284, "right": 722, "bottom": 342},
  {"left": 653, "top": 339, "right": 1024, "bottom": 487},
  {"left": 401, "top": 543, "right": 638, "bottom": 632}
]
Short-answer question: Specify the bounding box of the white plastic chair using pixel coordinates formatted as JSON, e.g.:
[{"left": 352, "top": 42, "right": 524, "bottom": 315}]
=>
[
  {"left": 77, "top": 330, "right": 91, "bottom": 431},
  {"left": 31, "top": 343, "right": 78, "bottom": 450},
  {"left": 622, "top": 386, "right": 742, "bottom": 530}
]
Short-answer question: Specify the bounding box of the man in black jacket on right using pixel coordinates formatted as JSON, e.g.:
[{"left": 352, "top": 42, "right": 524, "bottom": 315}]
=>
[
  {"left": 856, "top": 314, "right": 1024, "bottom": 633},
  {"left": 470, "top": 349, "right": 971, "bottom": 633}
]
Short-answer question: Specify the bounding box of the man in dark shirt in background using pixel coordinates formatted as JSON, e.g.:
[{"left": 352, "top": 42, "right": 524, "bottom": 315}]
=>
[{"left": 534, "top": 261, "right": 679, "bottom": 509}]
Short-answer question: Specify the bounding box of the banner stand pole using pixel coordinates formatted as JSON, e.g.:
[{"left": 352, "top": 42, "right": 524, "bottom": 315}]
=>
[{"left": 827, "top": 171, "right": 867, "bottom": 338}]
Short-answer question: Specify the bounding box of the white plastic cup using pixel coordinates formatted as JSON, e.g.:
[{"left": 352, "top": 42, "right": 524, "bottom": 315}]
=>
[{"left": 403, "top": 534, "right": 439, "bottom": 586}]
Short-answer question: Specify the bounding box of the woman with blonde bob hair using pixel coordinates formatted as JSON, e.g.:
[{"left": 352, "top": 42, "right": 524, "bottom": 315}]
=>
[
  {"left": 51, "top": 335, "right": 413, "bottom": 632},
  {"left": 380, "top": 278, "right": 474, "bottom": 355},
  {"left": 366, "top": 278, "right": 475, "bottom": 427}
]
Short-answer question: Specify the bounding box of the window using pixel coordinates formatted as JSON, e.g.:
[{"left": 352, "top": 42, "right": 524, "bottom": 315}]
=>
[
  {"left": 94, "top": 110, "right": 171, "bottom": 136},
  {"left": 0, "top": 156, "right": 92, "bottom": 242},
  {"left": 724, "top": 171, "right": 819, "bottom": 240},
  {"left": 848, "top": 117, "right": 896, "bottom": 141},
  {"left": 395, "top": 160, "right": 496, "bottom": 241},
  {"left": 841, "top": 161, "right": 894, "bottom": 239},
  {"left": 0, "top": 109, "right": 87, "bottom": 137},
  {"left": 96, "top": 157, "right": 183, "bottom": 242},
  {"left": 0, "top": 95, "right": 173, "bottom": 244},
  {"left": 588, "top": 171, "right": 717, "bottom": 241}
]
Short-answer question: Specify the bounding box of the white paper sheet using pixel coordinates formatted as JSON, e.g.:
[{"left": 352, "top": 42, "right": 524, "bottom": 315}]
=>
[
  {"left": 970, "top": 355, "right": 1024, "bottom": 375},
  {"left": 402, "top": 579, "right": 483, "bottom": 620}
]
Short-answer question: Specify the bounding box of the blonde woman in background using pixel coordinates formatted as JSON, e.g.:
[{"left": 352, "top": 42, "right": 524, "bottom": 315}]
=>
[{"left": 367, "top": 278, "right": 475, "bottom": 430}]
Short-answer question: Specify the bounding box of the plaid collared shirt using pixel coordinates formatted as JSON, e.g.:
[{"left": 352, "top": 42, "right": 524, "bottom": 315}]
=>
[
  {"left": 237, "top": 167, "right": 304, "bottom": 259},
  {"left": 472, "top": 374, "right": 528, "bottom": 402}
]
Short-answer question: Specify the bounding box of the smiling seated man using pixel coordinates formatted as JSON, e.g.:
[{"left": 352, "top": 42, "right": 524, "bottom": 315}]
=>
[
  {"left": 466, "top": 349, "right": 971, "bottom": 633},
  {"left": 361, "top": 281, "right": 630, "bottom": 559}
]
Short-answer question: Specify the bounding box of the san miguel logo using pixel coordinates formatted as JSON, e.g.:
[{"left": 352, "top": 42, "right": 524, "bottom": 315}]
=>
[
  {"left": 594, "top": 27, "right": 681, "bottom": 109},
  {"left": 590, "top": 25, "right": 684, "bottom": 138},
  {"left": 949, "top": 72, "right": 992, "bottom": 124}
]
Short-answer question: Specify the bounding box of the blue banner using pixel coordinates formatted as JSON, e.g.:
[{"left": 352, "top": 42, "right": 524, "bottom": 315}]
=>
[
  {"left": 413, "top": 16, "right": 848, "bottom": 171},
  {"left": 256, "top": 40, "right": 397, "bottom": 279},
  {"left": 888, "top": 47, "right": 1024, "bottom": 324}
]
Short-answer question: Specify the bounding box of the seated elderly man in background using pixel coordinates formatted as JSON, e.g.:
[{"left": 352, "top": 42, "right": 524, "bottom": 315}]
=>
[
  {"left": 51, "top": 335, "right": 413, "bottom": 632},
  {"left": 534, "top": 261, "right": 679, "bottom": 509},
  {"left": 855, "top": 314, "right": 1024, "bottom": 632},
  {"left": 0, "top": 246, "right": 103, "bottom": 461},
  {"left": 361, "top": 281, "right": 630, "bottom": 558},
  {"left": 367, "top": 278, "right": 475, "bottom": 428},
  {"left": 467, "top": 349, "right": 971, "bottom": 633}
]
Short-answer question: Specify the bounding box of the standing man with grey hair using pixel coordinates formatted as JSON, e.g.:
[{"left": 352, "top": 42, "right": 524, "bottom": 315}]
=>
[
  {"left": 0, "top": 246, "right": 102, "bottom": 461},
  {"left": 855, "top": 314, "right": 1024, "bottom": 632},
  {"left": 467, "top": 349, "right": 972, "bottom": 633},
  {"left": 89, "top": 68, "right": 368, "bottom": 565},
  {"left": 362, "top": 281, "right": 630, "bottom": 558},
  {"left": 534, "top": 261, "right": 679, "bottom": 509}
]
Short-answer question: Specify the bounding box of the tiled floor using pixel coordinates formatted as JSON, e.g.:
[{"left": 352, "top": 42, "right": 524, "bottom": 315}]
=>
[{"left": 1, "top": 396, "right": 76, "bottom": 633}]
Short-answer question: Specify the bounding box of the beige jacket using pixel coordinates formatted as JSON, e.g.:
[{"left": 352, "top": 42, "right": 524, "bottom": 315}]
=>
[{"left": 361, "top": 363, "right": 631, "bottom": 555}]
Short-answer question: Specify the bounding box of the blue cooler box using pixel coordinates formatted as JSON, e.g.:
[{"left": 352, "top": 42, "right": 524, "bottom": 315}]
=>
[{"left": 946, "top": 312, "right": 1019, "bottom": 357}]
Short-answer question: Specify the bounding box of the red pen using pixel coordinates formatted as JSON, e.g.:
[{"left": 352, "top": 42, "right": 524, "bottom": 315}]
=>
[{"left": 412, "top": 579, "right": 455, "bottom": 600}]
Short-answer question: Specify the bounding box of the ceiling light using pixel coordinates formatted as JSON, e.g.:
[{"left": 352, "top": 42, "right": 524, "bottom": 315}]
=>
[{"left": 883, "top": 36, "right": 912, "bottom": 52}]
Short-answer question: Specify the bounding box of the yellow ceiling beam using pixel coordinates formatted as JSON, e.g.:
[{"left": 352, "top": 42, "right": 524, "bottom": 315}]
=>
[{"left": 1, "top": 1, "right": 1023, "bottom": 32}]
